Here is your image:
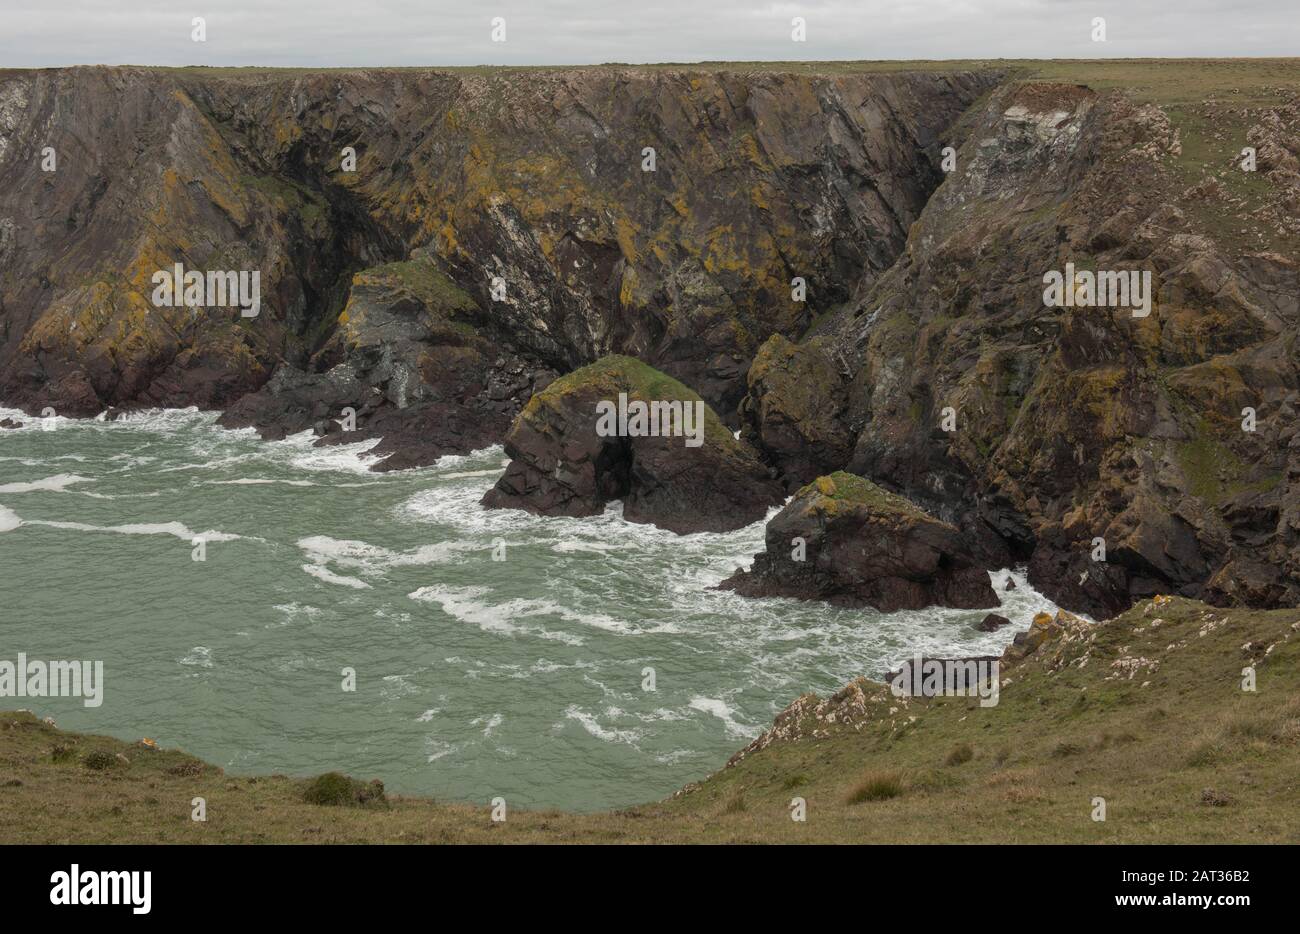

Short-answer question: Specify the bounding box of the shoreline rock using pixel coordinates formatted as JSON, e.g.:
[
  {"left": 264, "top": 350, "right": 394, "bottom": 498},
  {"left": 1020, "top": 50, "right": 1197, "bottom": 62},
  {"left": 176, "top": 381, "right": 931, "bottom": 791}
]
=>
[
  {"left": 718, "top": 471, "right": 999, "bottom": 612},
  {"left": 482, "top": 355, "right": 783, "bottom": 534}
]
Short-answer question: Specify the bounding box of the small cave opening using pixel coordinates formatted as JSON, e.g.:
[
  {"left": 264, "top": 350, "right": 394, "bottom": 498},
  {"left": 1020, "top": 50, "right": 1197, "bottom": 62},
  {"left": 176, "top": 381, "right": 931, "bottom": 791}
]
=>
[{"left": 592, "top": 436, "right": 633, "bottom": 504}]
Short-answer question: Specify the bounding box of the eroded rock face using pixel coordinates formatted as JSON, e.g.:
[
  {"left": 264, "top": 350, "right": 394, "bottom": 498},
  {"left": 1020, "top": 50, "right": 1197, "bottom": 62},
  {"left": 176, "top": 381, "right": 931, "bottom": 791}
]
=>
[
  {"left": 5, "top": 65, "right": 1299, "bottom": 618},
  {"left": 719, "top": 471, "right": 998, "bottom": 611},
  {"left": 737, "top": 333, "right": 855, "bottom": 490},
  {"left": 0, "top": 65, "right": 997, "bottom": 428},
  {"left": 216, "top": 257, "right": 556, "bottom": 469},
  {"left": 482, "top": 355, "right": 783, "bottom": 533},
  {"left": 739, "top": 81, "right": 1300, "bottom": 614}
]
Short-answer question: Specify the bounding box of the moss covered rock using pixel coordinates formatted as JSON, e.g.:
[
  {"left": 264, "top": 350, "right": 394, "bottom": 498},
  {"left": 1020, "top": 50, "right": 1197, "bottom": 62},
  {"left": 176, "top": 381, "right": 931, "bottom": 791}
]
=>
[
  {"left": 738, "top": 334, "right": 855, "bottom": 489},
  {"left": 218, "top": 255, "right": 555, "bottom": 469},
  {"left": 719, "top": 471, "right": 998, "bottom": 611},
  {"left": 482, "top": 355, "right": 782, "bottom": 533}
]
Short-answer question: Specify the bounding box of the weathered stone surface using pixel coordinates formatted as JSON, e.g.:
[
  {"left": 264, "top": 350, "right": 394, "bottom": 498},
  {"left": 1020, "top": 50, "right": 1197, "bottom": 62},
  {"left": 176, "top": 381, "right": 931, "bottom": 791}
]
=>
[
  {"left": 482, "top": 355, "right": 782, "bottom": 533},
  {"left": 4, "top": 65, "right": 1299, "bottom": 617},
  {"left": 737, "top": 334, "right": 855, "bottom": 490},
  {"left": 739, "top": 82, "right": 1300, "bottom": 614},
  {"left": 719, "top": 471, "right": 998, "bottom": 611},
  {"left": 217, "top": 257, "right": 554, "bottom": 469},
  {"left": 0, "top": 65, "right": 997, "bottom": 428}
]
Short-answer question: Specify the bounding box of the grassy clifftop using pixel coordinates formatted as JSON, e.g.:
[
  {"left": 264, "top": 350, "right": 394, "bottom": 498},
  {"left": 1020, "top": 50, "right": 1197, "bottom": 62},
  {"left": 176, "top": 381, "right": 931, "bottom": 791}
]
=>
[{"left": 3, "top": 596, "right": 1297, "bottom": 843}]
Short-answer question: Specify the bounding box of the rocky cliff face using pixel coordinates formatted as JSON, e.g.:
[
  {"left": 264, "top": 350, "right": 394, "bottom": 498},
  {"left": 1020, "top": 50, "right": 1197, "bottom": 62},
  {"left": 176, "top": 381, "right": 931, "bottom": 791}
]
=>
[
  {"left": 4, "top": 64, "right": 1298, "bottom": 617},
  {"left": 0, "top": 64, "right": 995, "bottom": 469},
  {"left": 741, "top": 81, "right": 1300, "bottom": 614}
]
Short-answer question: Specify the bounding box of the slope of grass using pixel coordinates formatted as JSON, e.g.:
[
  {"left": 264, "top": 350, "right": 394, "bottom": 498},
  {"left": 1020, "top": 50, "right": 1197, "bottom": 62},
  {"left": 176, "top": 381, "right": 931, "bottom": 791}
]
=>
[{"left": 3, "top": 597, "right": 1297, "bottom": 843}]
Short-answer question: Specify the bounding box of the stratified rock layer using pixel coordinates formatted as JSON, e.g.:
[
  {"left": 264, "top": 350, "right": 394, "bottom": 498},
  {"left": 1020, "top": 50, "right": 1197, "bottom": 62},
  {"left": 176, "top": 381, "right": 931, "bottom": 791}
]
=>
[
  {"left": 216, "top": 256, "right": 556, "bottom": 469},
  {"left": 0, "top": 65, "right": 996, "bottom": 427},
  {"left": 739, "top": 81, "right": 1300, "bottom": 614},
  {"left": 719, "top": 471, "right": 998, "bottom": 611},
  {"left": 737, "top": 333, "right": 855, "bottom": 490},
  {"left": 482, "top": 355, "right": 782, "bottom": 533}
]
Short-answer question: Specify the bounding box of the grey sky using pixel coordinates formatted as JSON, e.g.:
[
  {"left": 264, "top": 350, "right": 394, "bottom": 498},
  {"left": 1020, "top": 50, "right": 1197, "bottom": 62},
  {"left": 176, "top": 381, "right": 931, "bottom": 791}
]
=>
[{"left": 2, "top": 1, "right": 1296, "bottom": 67}]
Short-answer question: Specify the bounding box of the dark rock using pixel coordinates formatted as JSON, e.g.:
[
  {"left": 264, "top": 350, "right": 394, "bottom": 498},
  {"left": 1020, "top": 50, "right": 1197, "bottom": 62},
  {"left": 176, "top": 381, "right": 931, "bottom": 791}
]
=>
[
  {"left": 976, "top": 613, "right": 1012, "bottom": 632},
  {"left": 1000, "top": 610, "right": 1090, "bottom": 662},
  {"left": 1004, "top": 577, "right": 1016, "bottom": 591},
  {"left": 719, "top": 471, "right": 999, "bottom": 612},
  {"left": 0, "top": 418, "right": 22, "bottom": 429},
  {"left": 482, "top": 355, "right": 783, "bottom": 534},
  {"left": 217, "top": 259, "right": 555, "bottom": 470},
  {"left": 738, "top": 334, "right": 855, "bottom": 489},
  {"left": 0, "top": 66, "right": 998, "bottom": 425},
  {"left": 738, "top": 81, "right": 1300, "bottom": 615}
]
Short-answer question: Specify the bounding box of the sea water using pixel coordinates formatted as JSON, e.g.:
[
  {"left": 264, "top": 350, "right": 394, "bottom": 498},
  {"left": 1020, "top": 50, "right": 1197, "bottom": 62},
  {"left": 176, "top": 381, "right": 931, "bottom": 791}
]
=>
[{"left": 0, "top": 407, "right": 1060, "bottom": 811}]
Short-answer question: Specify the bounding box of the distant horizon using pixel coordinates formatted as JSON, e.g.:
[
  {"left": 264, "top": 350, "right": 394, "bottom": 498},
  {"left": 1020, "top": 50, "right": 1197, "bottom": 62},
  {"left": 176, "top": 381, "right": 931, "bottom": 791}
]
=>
[
  {"left": 3, "top": 1, "right": 1297, "bottom": 68},
  {"left": 8, "top": 55, "right": 1300, "bottom": 72}
]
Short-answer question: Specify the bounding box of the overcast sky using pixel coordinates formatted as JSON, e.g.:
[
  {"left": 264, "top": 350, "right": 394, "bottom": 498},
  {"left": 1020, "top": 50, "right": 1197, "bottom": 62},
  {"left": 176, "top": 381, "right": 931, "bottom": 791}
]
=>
[{"left": 2, "top": 1, "right": 1296, "bottom": 67}]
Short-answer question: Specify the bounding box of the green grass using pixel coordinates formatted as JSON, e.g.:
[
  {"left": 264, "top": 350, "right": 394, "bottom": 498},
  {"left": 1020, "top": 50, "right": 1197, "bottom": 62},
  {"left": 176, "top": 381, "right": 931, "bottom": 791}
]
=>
[
  {"left": 1175, "top": 433, "right": 1282, "bottom": 505},
  {"left": 802, "top": 471, "right": 931, "bottom": 519},
  {"left": 525, "top": 354, "right": 737, "bottom": 447},
  {"left": 945, "top": 743, "right": 974, "bottom": 766},
  {"left": 360, "top": 259, "right": 477, "bottom": 314},
  {"left": 238, "top": 173, "right": 329, "bottom": 231},
  {"left": 301, "top": 772, "right": 387, "bottom": 808},
  {"left": 2, "top": 59, "right": 1296, "bottom": 107},
  {"left": 846, "top": 771, "right": 905, "bottom": 803}
]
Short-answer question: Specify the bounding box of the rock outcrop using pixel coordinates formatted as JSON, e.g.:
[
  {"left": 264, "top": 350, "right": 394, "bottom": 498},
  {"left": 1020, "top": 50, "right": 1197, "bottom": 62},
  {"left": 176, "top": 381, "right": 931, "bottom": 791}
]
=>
[
  {"left": 719, "top": 471, "right": 998, "bottom": 611},
  {"left": 482, "top": 355, "right": 782, "bottom": 533},
  {"left": 217, "top": 256, "right": 556, "bottom": 469},
  {"left": 738, "top": 81, "right": 1300, "bottom": 615},
  {"left": 976, "top": 612, "right": 1012, "bottom": 631},
  {"left": 737, "top": 333, "right": 855, "bottom": 490}
]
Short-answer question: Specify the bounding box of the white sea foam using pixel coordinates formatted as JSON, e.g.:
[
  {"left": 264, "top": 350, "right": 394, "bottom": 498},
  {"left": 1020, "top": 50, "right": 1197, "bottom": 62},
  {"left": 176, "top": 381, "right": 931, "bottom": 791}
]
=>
[
  {"left": 295, "top": 535, "right": 472, "bottom": 581},
  {"left": 0, "top": 473, "right": 92, "bottom": 493},
  {"left": 380, "top": 674, "right": 419, "bottom": 699},
  {"left": 0, "top": 504, "right": 20, "bottom": 532},
  {"left": 21, "top": 516, "right": 242, "bottom": 543},
  {"left": 279, "top": 432, "right": 384, "bottom": 475},
  {"left": 552, "top": 540, "right": 622, "bottom": 554},
  {"left": 563, "top": 705, "right": 644, "bottom": 746},
  {"left": 689, "top": 696, "right": 756, "bottom": 740},
  {"left": 424, "top": 738, "right": 461, "bottom": 762},
  {"left": 407, "top": 585, "right": 586, "bottom": 645},
  {"left": 211, "top": 477, "right": 316, "bottom": 487},
  {"left": 272, "top": 602, "right": 322, "bottom": 621},
  {"left": 179, "top": 646, "right": 214, "bottom": 668},
  {"left": 301, "top": 563, "right": 371, "bottom": 589},
  {"left": 102, "top": 407, "right": 209, "bottom": 430}
]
